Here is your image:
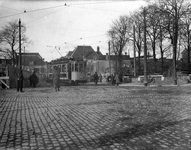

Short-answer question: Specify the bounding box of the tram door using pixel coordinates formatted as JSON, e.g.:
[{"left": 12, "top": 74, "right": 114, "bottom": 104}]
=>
[{"left": 67, "top": 63, "right": 71, "bottom": 80}]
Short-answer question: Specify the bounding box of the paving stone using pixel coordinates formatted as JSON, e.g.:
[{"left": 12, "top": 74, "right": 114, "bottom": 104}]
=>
[{"left": 1, "top": 86, "right": 191, "bottom": 149}]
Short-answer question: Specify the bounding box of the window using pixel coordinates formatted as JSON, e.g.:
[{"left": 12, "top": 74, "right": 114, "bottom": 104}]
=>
[
  {"left": 29, "top": 61, "right": 34, "bottom": 65},
  {"left": 75, "top": 63, "right": 79, "bottom": 71},
  {"left": 62, "top": 64, "right": 66, "bottom": 72}
]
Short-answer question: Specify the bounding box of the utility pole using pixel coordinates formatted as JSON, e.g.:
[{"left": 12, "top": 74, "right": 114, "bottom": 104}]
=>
[
  {"left": 143, "top": 7, "right": 148, "bottom": 86},
  {"left": 173, "top": 1, "right": 178, "bottom": 85},
  {"left": 187, "top": 23, "right": 191, "bottom": 73},
  {"left": 108, "top": 41, "right": 111, "bottom": 75},
  {"left": 133, "top": 25, "right": 136, "bottom": 77},
  {"left": 19, "top": 18, "right": 22, "bottom": 69}
]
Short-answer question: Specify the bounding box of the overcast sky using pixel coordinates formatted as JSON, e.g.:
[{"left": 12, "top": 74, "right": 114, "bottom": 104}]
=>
[{"left": 0, "top": 0, "right": 145, "bottom": 62}]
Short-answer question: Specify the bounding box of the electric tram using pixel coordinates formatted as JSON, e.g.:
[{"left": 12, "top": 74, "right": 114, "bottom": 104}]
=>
[{"left": 47, "top": 59, "right": 87, "bottom": 85}]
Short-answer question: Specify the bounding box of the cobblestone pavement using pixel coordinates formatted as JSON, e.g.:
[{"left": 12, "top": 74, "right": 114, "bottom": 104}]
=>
[{"left": 1, "top": 86, "right": 191, "bottom": 150}]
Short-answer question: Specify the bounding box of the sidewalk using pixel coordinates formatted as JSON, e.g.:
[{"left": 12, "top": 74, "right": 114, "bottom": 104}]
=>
[{"left": 119, "top": 82, "right": 191, "bottom": 87}]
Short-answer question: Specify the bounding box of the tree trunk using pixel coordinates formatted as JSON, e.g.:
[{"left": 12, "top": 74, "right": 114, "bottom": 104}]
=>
[
  {"left": 138, "top": 52, "right": 141, "bottom": 75},
  {"left": 187, "top": 26, "right": 191, "bottom": 73}
]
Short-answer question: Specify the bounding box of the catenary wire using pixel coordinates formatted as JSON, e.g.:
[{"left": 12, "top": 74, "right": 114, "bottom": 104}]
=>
[{"left": 0, "top": 0, "right": 140, "bottom": 19}]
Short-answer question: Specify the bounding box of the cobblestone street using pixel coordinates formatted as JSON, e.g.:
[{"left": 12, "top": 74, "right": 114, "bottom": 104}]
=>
[{"left": 1, "top": 85, "right": 191, "bottom": 150}]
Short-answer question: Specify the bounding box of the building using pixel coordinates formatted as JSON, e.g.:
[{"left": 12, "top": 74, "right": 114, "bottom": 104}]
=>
[
  {"left": 48, "top": 45, "right": 133, "bottom": 82},
  {"left": 21, "top": 53, "right": 47, "bottom": 77},
  {"left": 90, "top": 52, "right": 132, "bottom": 76},
  {"left": 65, "top": 45, "right": 99, "bottom": 61}
]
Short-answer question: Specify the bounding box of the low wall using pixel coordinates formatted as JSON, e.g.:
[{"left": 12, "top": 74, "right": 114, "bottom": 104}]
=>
[{"left": 131, "top": 75, "right": 188, "bottom": 85}]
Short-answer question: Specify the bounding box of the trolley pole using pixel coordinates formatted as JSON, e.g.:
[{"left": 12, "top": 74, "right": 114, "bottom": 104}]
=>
[{"left": 19, "top": 19, "right": 22, "bottom": 69}]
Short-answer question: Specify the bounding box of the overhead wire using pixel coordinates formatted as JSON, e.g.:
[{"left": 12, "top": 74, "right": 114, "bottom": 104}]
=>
[
  {"left": 0, "top": 6, "right": 20, "bottom": 12},
  {"left": 0, "top": 0, "right": 137, "bottom": 20},
  {"left": 0, "top": 0, "right": 138, "bottom": 58},
  {"left": 25, "top": 7, "right": 65, "bottom": 25}
]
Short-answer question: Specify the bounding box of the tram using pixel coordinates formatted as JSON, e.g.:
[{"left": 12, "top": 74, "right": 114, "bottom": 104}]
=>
[{"left": 47, "top": 59, "right": 87, "bottom": 85}]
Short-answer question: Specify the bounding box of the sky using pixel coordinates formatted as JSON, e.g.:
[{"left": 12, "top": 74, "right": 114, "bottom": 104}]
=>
[{"left": 0, "top": 0, "right": 145, "bottom": 62}]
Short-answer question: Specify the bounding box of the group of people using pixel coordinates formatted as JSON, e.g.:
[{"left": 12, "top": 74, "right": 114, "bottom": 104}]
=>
[
  {"left": 15, "top": 69, "right": 39, "bottom": 92},
  {"left": 29, "top": 71, "right": 39, "bottom": 88},
  {"left": 15, "top": 68, "right": 120, "bottom": 92},
  {"left": 93, "top": 72, "right": 120, "bottom": 86},
  {"left": 15, "top": 67, "right": 60, "bottom": 92}
]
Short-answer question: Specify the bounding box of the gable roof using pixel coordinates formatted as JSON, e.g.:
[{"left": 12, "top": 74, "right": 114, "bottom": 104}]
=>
[
  {"left": 70, "top": 45, "right": 97, "bottom": 60},
  {"left": 65, "top": 51, "right": 73, "bottom": 58}
]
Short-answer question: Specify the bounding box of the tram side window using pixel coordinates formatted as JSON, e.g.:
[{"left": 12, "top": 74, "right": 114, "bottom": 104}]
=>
[
  {"left": 49, "top": 73, "right": 53, "bottom": 79},
  {"left": 58, "top": 65, "right": 61, "bottom": 72},
  {"left": 62, "top": 65, "right": 66, "bottom": 72},
  {"left": 50, "top": 66, "right": 53, "bottom": 73},
  {"left": 72, "top": 64, "right": 74, "bottom": 71},
  {"left": 60, "top": 73, "right": 67, "bottom": 78},
  {"left": 75, "top": 63, "right": 78, "bottom": 72},
  {"left": 79, "top": 64, "right": 83, "bottom": 72}
]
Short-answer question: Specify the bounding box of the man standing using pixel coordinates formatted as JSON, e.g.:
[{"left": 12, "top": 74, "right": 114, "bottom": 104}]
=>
[
  {"left": 30, "top": 71, "right": 38, "bottom": 88},
  {"left": 16, "top": 69, "right": 24, "bottom": 92},
  {"left": 93, "top": 72, "right": 99, "bottom": 85},
  {"left": 114, "top": 73, "right": 120, "bottom": 86},
  {"left": 53, "top": 67, "right": 60, "bottom": 92}
]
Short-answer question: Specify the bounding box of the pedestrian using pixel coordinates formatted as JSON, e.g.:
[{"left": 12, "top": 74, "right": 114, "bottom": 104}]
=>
[
  {"left": 99, "top": 74, "right": 102, "bottom": 82},
  {"left": 114, "top": 73, "right": 120, "bottom": 86},
  {"left": 1, "top": 70, "right": 6, "bottom": 89},
  {"left": 93, "top": 72, "right": 99, "bottom": 85},
  {"left": 53, "top": 67, "right": 60, "bottom": 92},
  {"left": 30, "top": 71, "right": 38, "bottom": 88},
  {"left": 111, "top": 74, "right": 115, "bottom": 85},
  {"left": 186, "top": 74, "right": 191, "bottom": 83},
  {"left": 16, "top": 69, "right": 24, "bottom": 92},
  {"left": 29, "top": 74, "right": 32, "bottom": 87}
]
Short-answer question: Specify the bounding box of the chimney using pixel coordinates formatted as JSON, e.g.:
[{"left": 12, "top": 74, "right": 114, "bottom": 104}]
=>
[
  {"left": 97, "top": 46, "right": 100, "bottom": 53},
  {"left": 106, "top": 53, "right": 108, "bottom": 61}
]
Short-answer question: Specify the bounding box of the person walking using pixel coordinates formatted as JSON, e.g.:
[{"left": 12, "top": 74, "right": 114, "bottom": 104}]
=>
[
  {"left": 93, "top": 72, "right": 99, "bottom": 85},
  {"left": 187, "top": 74, "right": 191, "bottom": 83},
  {"left": 16, "top": 69, "right": 24, "bottom": 92},
  {"left": 53, "top": 67, "right": 60, "bottom": 92},
  {"left": 30, "top": 71, "right": 38, "bottom": 88},
  {"left": 111, "top": 74, "right": 115, "bottom": 85},
  {"left": 99, "top": 74, "right": 102, "bottom": 82},
  {"left": 114, "top": 73, "right": 120, "bottom": 86}
]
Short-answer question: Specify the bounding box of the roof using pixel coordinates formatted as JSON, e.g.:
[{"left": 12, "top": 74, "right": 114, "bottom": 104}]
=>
[
  {"left": 22, "top": 52, "right": 42, "bottom": 59},
  {"left": 65, "top": 51, "right": 73, "bottom": 58},
  {"left": 21, "top": 52, "right": 45, "bottom": 65},
  {"left": 99, "top": 54, "right": 130, "bottom": 60},
  {"left": 70, "top": 45, "right": 97, "bottom": 60}
]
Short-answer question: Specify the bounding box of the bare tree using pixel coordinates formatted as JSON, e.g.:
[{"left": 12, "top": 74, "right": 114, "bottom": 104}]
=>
[
  {"left": 107, "top": 15, "right": 131, "bottom": 75},
  {"left": 179, "top": 10, "right": 191, "bottom": 72},
  {"left": 0, "top": 20, "right": 29, "bottom": 66},
  {"left": 153, "top": 0, "right": 191, "bottom": 84},
  {"left": 129, "top": 10, "right": 145, "bottom": 75},
  {"left": 146, "top": 4, "right": 162, "bottom": 73}
]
